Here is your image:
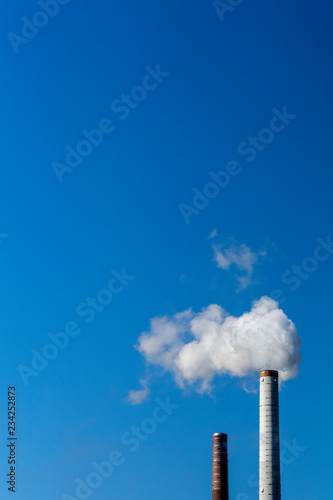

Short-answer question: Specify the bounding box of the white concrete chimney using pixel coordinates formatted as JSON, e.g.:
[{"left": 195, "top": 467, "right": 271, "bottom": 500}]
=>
[{"left": 259, "top": 370, "right": 281, "bottom": 499}]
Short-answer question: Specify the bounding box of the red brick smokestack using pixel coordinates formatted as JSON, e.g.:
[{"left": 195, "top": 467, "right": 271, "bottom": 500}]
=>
[{"left": 212, "top": 433, "right": 229, "bottom": 500}]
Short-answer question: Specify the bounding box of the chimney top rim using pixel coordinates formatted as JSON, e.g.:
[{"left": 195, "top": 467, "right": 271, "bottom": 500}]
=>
[{"left": 260, "top": 369, "right": 279, "bottom": 377}]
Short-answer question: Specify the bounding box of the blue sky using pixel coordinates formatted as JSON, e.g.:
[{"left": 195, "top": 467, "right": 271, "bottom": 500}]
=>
[{"left": 0, "top": 1, "right": 332, "bottom": 499}]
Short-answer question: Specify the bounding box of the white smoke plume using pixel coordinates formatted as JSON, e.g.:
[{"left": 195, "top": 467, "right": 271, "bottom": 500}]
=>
[{"left": 133, "top": 296, "right": 301, "bottom": 398}]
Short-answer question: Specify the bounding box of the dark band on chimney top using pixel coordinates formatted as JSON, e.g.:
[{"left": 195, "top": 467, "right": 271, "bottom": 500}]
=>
[{"left": 260, "top": 369, "right": 279, "bottom": 377}]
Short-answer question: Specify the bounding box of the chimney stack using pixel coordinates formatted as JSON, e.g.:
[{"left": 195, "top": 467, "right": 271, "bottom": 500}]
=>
[
  {"left": 212, "top": 433, "right": 229, "bottom": 500},
  {"left": 259, "top": 370, "right": 281, "bottom": 499}
]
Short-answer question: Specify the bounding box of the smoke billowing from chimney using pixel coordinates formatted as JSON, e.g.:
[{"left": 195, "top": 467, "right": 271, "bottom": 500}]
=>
[{"left": 132, "top": 297, "right": 300, "bottom": 399}]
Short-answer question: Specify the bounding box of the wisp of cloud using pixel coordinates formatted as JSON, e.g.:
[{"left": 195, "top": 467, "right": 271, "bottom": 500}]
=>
[
  {"left": 212, "top": 242, "right": 265, "bottom": 291},
  {"left": 130, "top": 296, "right": 301, "bottom": 401}
]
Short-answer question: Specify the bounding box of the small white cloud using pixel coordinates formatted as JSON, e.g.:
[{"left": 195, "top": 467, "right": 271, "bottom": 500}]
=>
[
  {"left": 126, "top": 379, "right": 150, "bottom": 405},
  {"left": 212, "top": 242, "right": 263, "bottom": 290},
  {"left": 235, "top": 275, "right": 251, "bottom": 292},
  {"left": 241, "top": 380, "right": 258, "bottom": 394},
  {"left": 209, "top": 229, "right": 218, "bottom": 239}
]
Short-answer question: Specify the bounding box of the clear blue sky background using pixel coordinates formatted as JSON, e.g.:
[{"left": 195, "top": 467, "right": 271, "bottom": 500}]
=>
[{"left": 0, "top": 1, "right": 332, "bottom": 499}]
